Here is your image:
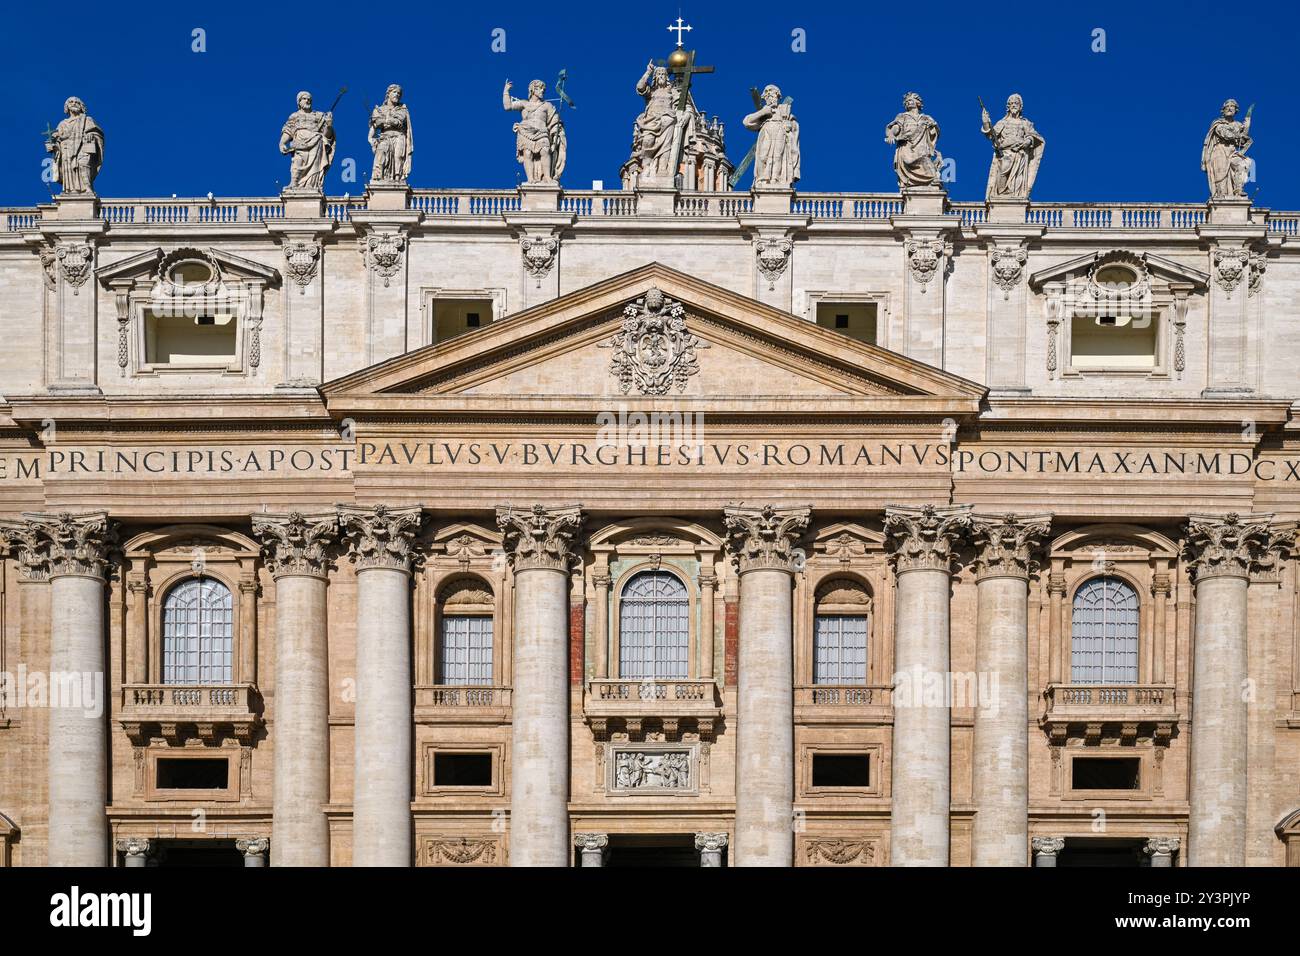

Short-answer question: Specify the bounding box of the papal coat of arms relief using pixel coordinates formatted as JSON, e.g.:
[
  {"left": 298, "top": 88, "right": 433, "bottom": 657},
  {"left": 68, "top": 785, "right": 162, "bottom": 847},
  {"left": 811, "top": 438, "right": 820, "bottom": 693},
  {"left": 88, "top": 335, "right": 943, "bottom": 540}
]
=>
[{"left": 600, "top": 286, "right": 709, "bottom": 395}]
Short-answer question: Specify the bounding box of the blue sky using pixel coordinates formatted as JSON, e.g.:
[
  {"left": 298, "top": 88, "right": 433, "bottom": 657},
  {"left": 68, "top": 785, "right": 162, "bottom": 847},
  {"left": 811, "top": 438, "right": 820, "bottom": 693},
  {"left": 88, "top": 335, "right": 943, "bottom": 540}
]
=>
[{"left": 2, "top": 0, "right": 1295, "bottom": 206}]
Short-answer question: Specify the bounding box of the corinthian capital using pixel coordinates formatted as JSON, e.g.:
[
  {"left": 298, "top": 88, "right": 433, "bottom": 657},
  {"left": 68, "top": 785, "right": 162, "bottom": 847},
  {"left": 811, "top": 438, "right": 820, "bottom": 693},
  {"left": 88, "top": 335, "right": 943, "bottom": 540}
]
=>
[
  {"left": 251, "top": 511, "right": 339, "bottom": 578},
  {"left": 338, "top": 504, "right": 424, "bottom": 573},
  {"left": 13, "top": 512, "right": 118, "bottom": 580},
  {"left": 496, "top": 504, "right": 584, "bottom": 572},
  {"left": 884, "top": 504, "right": 971, "bottom": 574},
  {"left": 1184, "top": 513, "right": 1294, "bottom": 581},
  {"left": 970, "top": 512, "right": 1053, "bottom": 580},
  {"left": 722, "top": 503, "right": 811, "bottom": 574}
]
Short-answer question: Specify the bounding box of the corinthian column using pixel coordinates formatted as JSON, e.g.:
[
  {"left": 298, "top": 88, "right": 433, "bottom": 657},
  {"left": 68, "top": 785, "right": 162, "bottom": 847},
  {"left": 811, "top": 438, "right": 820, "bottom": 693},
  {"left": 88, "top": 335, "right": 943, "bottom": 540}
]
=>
[
  {"left": 883, "top": 504, "right": 971, "bottom": 866},
  {"left": 16, "top": 512, "right": 118, "bottom": 867},
  {"left": 1184, "top": 513, "right": 1293, "bottom": 866},
  {"left": 723, "top": 503, "right": 811, "bottom": 867},
  {"left": 969, "top": 513, "right": 1051, "bottom": 867},
  {"left": 497, "top": 504, "right": 583, "bottom": 867},
  {"left": 339, "top": 504, "right": 423, "bottom": 867},
  {"left": 252, "top": 512, "right": 340, "bottom": 867}
]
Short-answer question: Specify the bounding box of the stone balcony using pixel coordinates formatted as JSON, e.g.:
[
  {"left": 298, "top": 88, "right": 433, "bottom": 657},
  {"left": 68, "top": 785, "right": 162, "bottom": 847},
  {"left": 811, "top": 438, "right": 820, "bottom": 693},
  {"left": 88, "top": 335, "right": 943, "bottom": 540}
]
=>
[
  {"left": 118, "top": 682, "right": 261, "bottom": 744},
  {"left": 794, "top": 684, "right": 895, "bottom": 725},
  {"left": 414, "top": 685, "right": 512, "bottom": 724},
  {"left": 1039, "top": 683, "right": 1179, "bottom": 744},
  {"left": 583, "top": 678, "right": 723, "bottom": 741}
]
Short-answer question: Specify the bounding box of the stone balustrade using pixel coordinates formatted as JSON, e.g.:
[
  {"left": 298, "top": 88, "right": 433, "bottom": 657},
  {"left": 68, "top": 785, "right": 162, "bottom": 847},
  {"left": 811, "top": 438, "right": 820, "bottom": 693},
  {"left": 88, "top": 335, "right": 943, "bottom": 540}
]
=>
[{"left": 1042, "top": 682, "right": 1177, "bottom": 718}]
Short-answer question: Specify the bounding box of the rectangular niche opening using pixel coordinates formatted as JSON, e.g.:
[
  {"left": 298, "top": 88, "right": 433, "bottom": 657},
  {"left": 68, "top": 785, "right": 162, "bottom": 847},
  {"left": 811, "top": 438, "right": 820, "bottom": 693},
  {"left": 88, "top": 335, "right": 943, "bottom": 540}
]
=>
[
  {"left": 811, "top": 753, "right": 871, "bottom": 788},
  {"left": 433, "top": 752, "right": 493, "bottom": 787},
  {"left": 145, "top": 310, "right": 237, "bottom": 365},
  {"left": 815, "top": 302, "right": 877, "bottom": 345},
  {"left": 156, "top": 757, "right": 229, "bottom": 790},
  {"left": 1071, "top": 756, "right": 1140, "bottom": 791},
  {"left": 1070, "top": 314, "right": 1157, "bottom": 369},
  {"left": 432, "top": 298, "right": 493, "bottom": 344}
]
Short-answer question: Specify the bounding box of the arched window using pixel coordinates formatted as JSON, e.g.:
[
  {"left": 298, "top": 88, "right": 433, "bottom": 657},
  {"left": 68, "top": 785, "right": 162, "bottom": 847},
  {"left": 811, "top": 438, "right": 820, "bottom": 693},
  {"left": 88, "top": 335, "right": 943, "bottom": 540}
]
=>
[
  {"left": 619, "top": 570, "right": 689, "bottom": 680},
  {"left": 1071, "top": 576, "right": 1140, "bottom": 684},
  {"left": 813, "top": 578, "right": 871, "bottom": 685},
  {"left": 162, "top": 579, "right": 233, "bottom": 685},
  {"left": 438, "top": 579, "right": 495, "bottom": 686}
]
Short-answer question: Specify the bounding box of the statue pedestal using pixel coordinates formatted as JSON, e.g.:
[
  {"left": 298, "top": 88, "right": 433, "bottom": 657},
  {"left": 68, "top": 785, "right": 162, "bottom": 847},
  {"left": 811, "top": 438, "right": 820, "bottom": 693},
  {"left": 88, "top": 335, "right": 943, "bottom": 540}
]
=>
[
  {"left": 365, "top": 182, "right": 411, "bottom": 212},
  {"left": 634, "top": 182, "right": 677, "bottom": 216},
  {"left": 751, "top": 187, "right": 794, "bottom": 215},
  {"left": 902, "top": 185, "right": 947, "bottom": 217},
  {"left": 985, "top": 198, "right": 1029, "bottom": 225},
  {"left": 1208, "top": 197, "right": 1252, "bottom": 225},
  {"left": 518, "top": 183, "right": 561, "bottom": 212},
  {"left": 53, "top": 193, "right": 99, "bottom": 221},
  {"left": 281, "top": 188, "right": 326, "bottom": 219}
]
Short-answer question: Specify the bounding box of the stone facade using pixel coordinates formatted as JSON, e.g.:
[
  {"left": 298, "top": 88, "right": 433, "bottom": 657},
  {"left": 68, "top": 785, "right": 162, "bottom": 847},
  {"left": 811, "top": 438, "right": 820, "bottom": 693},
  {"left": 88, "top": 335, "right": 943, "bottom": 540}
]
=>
[{"left": 2, "top": 83, "right": 1300, "bottom": 866}]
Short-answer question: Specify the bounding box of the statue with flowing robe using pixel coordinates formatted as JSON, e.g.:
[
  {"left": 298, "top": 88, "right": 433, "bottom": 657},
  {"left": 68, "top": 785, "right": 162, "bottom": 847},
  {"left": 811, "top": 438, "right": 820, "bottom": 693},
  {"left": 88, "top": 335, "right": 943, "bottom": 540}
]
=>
[
  {"left": 981, "top": 93, "right": 1044, "bottom": 199},
  {"left": 368, "top": 84, "right": 413, "bottom": 184},
  {"left": 1201, "top": 99, "right": 1252, "bottom": 199},
  {"left": 885, "top": 92, "right": 942, "bottom": 188},
  {"left": 279, "top": 91, "right": 336, "bottom": 190},
  {"left": 743, "top": 84, "right": 800, "bottom": 188},
  {"left": 503, "top": 79, "right": 566, "bottom": 184},
  {"left": 633, "top": 62, "right": 690, "bottom": 181},
  {"left": 46, "top": 97, "right": 104, "bottom": 195}
]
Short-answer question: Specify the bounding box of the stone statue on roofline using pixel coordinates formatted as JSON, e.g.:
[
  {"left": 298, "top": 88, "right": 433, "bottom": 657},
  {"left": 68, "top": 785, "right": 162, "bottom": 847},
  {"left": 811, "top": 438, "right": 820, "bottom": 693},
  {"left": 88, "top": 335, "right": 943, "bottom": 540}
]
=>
[
  {"left": 981, "top": 93, "right": 1044, "bottom": 200},
  {"left": 46, "top": 97, "right": 104, "bottom": 195},
  {"left": 885, "top": 92, "right": 942, "bottom": 189},
  {"left": 1202, "top": 98, "right": 1253, "bottom": 199},
  {"left": 369, "top": 84, "right": 413, "bottom": 184},
  {"left": 743, "top": 84, "right": 800, "bottom": 189},
  {"left": 279, "top": 91, "right": 336, "bottom": 191},
  {"left": 503, "top": 78, "right": 566, "bottom": 185}
]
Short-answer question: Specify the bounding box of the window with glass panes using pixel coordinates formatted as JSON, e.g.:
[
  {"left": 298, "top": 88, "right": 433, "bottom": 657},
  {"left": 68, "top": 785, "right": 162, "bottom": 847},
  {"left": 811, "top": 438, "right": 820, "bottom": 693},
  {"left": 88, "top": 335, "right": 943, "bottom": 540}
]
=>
[
  {"left": 162, "top": 578, "right": 233, "bottom": 684},
  {"left": 438, "top": 615, "right": 494, "bottom": 685},
  {"left": 813, "top": 614, "right": 868, "bottom": 684},
  {"left": 618, "top": 570, "right": 690, "bottom": 680},
  {"left": 1070, "top": 576, "right": 1140, "bottom": 683}
]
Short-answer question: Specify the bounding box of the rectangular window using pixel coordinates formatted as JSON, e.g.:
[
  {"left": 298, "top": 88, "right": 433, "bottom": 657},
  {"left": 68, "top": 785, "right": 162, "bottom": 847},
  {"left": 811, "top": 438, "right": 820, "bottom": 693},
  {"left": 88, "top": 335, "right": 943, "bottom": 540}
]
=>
[
  {"left": 1071, "top": 757, "right": 1140, "bottom": 791},
  {"left": 815, "top": 302, "right": 877, "bottom": 344},
  {"left": 811, "top": 753, "right": 871, "bottom": 788},
  {"left": 439, "top": 615, "right": 493, "bottom": 685},
  {"left": 156, "top": 758, "right": 229, "bottom": 790},
  {"left": 813, "top": 615, "right": 868, "bottom": 684},
  {"left": 1070, "top": 314, "right": 1159, "bottom": 370},
  {"left": 433, "top": 753, "right": 493, "bottom": 787}
]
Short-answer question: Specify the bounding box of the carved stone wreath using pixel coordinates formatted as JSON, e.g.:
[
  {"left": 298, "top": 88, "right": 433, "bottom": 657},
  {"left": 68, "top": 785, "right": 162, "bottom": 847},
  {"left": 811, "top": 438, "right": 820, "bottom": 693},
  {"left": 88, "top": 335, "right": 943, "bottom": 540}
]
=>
[
  {"left": 599, "top": 287, "right": 709, "bottom": 395},
  {"left": 360, "top": 233, "right": 405, "bottom": 288},
  {"left": 283, "top": 240, "right": 321, "bottom": 293}
]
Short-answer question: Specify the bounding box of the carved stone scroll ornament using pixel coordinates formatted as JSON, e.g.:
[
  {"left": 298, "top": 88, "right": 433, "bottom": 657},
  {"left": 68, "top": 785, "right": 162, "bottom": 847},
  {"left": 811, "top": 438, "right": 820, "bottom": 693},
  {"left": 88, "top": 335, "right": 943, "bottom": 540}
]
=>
[
  {"left": 495, "top": 504, "right": 583, "bottom": 572},
  {"left": 969, "top": 513, "right": 1052, "bottom": 580},
  {"left": 722, "top": 503, "right": 811, "bottom": 574},
  {"left": 1183, "top": 513, "right": 1294, "bottom": 581},
  {"left": 694, "top": 832, "right": 729, "bottom": 853},
  {"left": 12, "top": 512, "right": 118, "bottom": 580},
  {"left": 56, "top": 242, "right": 93, "bottom": 294},
  {"left": 284, "top": 240, "right": 321, "bottom": 293},
  {"left": 599, "top": 287, "right": 709, "bottom": 396},
  {"left": 883, "top": 504, "right": 972, "bottom": 574},
  {"left": 359, "top": 233, "right": 405, "bottom": 288},
  {"left": 338, "top": 504, "right": 424, "bottom": 573},
  {"left": 235, "top": 837, "right": 270, "bottom": 860},
  {"left": 805, "top": 839, "right": 876, "bottom": 865},
  {"left": 251, "top": 511, "right": 339, "bottom": 578},
  {"left": 520, "top": 236, "right": 558, "bottom": 287},
  {"left": 1212, "top": 247, "right": 1250, "bottom": 295},
  {"left": 990, "top": 245, "right": 1028, "bottom": 298},
  {"left": 755, "top": 237, "right": 793, "bottom": 290},
  {"left": 425, "top": 837, "right": 497, "bottom": 865},
  {"left": 905, "top": 239, "right": 946, "bottom": 290}
]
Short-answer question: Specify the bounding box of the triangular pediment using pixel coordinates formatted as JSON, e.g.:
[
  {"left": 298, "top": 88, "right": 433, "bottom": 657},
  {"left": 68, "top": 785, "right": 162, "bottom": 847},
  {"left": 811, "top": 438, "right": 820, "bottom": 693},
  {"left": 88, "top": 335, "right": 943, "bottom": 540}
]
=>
[
  {"left": 1029, "top": 250, "right": 1209, "bottom": 290},
  {"left": 96, "top": 246, "right": 280, "bottom": 285},
  {"left": 322, "top": 263, "right": 985, "bottom": 411}
]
